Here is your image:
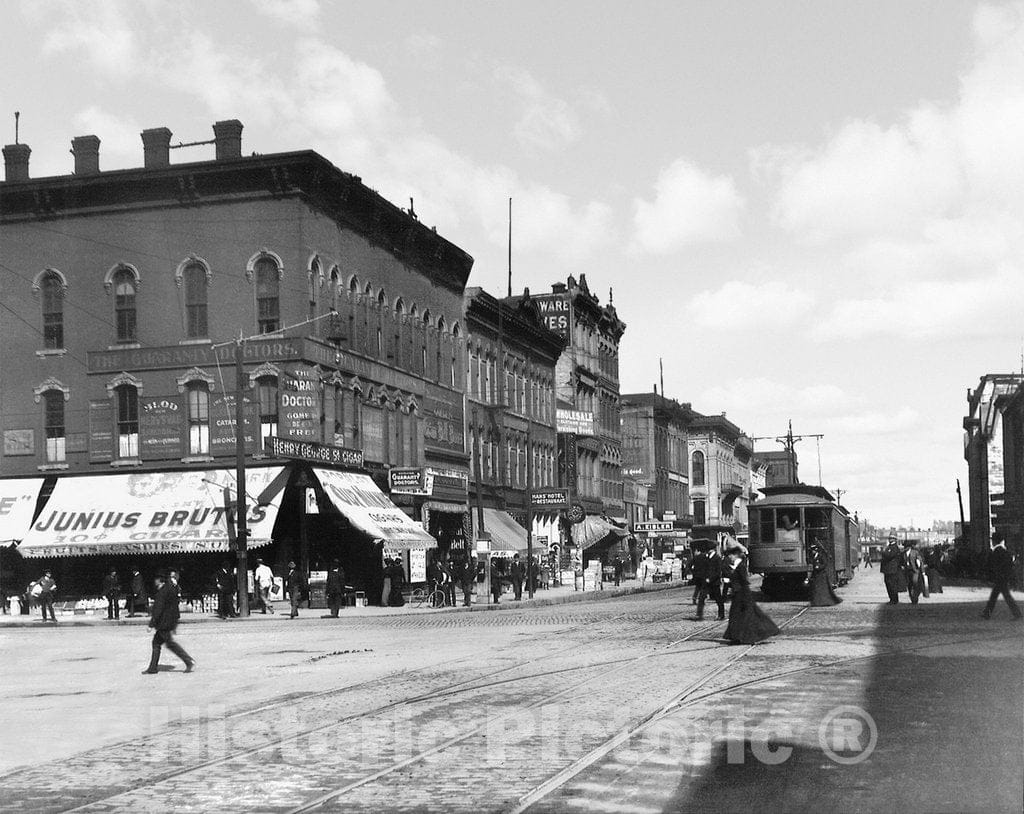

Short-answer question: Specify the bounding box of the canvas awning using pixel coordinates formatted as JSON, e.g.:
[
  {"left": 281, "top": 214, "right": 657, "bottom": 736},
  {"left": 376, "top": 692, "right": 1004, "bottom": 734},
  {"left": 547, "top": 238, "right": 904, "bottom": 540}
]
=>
[
  {"left": 480, "top": 507, "right": 529, "bottom": 555},
  {"left": 312, "top": 468, "right": 437, "bottom": 549},
  {"left": 16, "top": 467, "right": 285, "bottom": 558},
  {"left": 0, "top": 478, "right": 45, "bottom": 543},
  {"left": 575, "top": 514, "right": 630, "bottom": 551}
]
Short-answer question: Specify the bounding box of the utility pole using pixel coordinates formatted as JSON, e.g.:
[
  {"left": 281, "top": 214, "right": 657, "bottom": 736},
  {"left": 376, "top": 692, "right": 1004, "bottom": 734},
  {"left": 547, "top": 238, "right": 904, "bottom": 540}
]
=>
[
  {"left": 234, "top": 336, "right": 250, "bottom": 616},
  {"left": 750, "top": 420, "right": 824, "bottom": 485}
]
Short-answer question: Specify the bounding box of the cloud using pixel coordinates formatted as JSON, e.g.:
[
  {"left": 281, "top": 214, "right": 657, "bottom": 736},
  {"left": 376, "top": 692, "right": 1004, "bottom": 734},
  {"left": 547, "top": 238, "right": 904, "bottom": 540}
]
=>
[
  {"left": 40, "top": 0, "right": 137, "bottom": 77},
  {"left": 827, "top": 407, "right": 920, "bottom": 435},
  {"left": 249, "top": 0, "right": 320, "bottom": 29},
  {"left": 811, "top": 265, "right": 1024, "bottom": 341},
  {"left": 698, "top": 378, "right": 849, "bottom": 424},
  {"left": 631, "top": 159, "right": 745, "bottom": 253},
  {"left": 71, "top": 108, "right": 143, "bottom": 167},
  {"left": 494, "top": 65, "right": 582, "bottom": 152},
  {"left": 685, "top": 279, "right": 815, "bottom": 330}
]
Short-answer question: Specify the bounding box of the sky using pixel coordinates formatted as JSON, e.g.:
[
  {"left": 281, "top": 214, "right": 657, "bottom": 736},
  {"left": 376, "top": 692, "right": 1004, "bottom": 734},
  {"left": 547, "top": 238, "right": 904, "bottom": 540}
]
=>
[{"left": 2, "top": 0, "right": 1022, "bottom": 529}]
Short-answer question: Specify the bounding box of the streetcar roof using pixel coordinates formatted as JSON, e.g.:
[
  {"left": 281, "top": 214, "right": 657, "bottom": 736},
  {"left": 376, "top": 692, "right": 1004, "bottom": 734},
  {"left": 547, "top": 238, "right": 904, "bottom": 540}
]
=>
[{"left": 758, "top": 483, "right": 835, "bottom": 502}]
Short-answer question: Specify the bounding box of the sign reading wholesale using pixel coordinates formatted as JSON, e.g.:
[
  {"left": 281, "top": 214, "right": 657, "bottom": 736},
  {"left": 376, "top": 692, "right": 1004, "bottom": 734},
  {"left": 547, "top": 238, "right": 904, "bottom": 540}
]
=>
[
  {"left": 556, "top": 409, "right": 595, "bottom": 435},
  {"left": 17, "top": 468, "right": 285, "bottom": 557}
]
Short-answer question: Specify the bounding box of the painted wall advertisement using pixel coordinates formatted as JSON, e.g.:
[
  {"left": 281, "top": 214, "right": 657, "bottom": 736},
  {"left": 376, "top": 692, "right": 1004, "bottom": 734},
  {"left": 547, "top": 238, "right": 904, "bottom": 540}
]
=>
[
  {"left": 88, "top": 400, "right": 113, "bottom": 463},
  {"left": 210, "top": 394, "right": 259, "bottom": 455},
  {"left": 423, "top": 385, "right": 465, "bottom": 454},
  {"left": 533, "top": 293, "right": 571, "bottom": 335},
  {"left": 556, "top": 409, "right": 595, "bottom": 436},
  {"left": 280, "top": 366, "right": 320, "bottom": 441},
  {"left": 139, "top": 396, "right": 182, "bottom": 460}
]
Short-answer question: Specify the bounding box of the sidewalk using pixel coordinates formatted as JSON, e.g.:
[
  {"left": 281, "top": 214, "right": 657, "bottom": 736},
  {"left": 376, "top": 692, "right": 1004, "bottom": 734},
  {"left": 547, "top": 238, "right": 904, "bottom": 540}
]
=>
[{"left": 0, "top": 576, "right": 685, "bottom": 628}]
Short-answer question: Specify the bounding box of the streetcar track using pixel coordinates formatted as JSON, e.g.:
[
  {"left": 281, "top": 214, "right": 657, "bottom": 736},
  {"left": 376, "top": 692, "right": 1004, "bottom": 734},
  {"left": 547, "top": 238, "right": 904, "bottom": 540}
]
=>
[
  {"left": 45, "top": 597, "right": 700, "bottom": 813},
  {"left": 509, "top": 624, "right": 1021, "bottom": 812}
]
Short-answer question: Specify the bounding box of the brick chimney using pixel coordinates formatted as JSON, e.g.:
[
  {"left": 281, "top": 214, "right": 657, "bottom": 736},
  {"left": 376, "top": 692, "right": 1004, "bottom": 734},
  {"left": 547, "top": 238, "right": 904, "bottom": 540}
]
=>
[
  {"left": 71, "top": 135, "right": 101, "bottom": 175},
  {"left": 141, "top": 127, "right": 172, "bottom": 168},
  {"left": 212, "top": 119, "right": 243, "bottom": 160},
  {"left": 3, "top": 143, "right": 31, "bottom": 181}
]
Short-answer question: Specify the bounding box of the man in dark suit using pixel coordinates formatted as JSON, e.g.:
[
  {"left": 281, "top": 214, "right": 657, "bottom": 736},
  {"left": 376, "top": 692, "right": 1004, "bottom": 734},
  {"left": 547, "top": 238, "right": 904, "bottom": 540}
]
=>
[
  {"left": 127, "top": 566, "right": 147, "bottom": 617},
  {"left": 510, "top": 553, "right": 526, "bottom": 600},
  {"left": 324, "top": 559, "right": 346, "bottom": 618},
  {"left": 215, "top": 562, "right": 237, "bottom": 618},
  {"left": 983, "top": 532, "right": 1022, "bottom": 619},
  {"left": 696, "top": 543, "right": 725, "bottom": 621},
  {"left": 143, "top": 572, "right": 194, "bottom": 674},
  {"left": 286, "top": 561, "right": 305, "bottom": 619},
  {"left": 102, "top": 569, "right": 121, "bottom": 620},
  {"left": 879, "top": 537, "right": 903, "bottom": 604}
]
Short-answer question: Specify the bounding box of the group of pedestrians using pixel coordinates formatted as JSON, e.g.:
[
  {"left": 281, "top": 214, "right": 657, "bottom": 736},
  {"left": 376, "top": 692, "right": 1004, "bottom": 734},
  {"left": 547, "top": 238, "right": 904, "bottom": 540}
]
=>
[{"left": 879, "top": 536, "right": 936, "bottom": 605}]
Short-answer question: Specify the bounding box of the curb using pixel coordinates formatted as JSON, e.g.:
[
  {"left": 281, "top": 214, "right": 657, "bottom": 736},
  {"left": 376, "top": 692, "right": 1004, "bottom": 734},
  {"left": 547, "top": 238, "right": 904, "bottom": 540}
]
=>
[{"left": 0, "top": 580, "right": 688, "bottom": 628}]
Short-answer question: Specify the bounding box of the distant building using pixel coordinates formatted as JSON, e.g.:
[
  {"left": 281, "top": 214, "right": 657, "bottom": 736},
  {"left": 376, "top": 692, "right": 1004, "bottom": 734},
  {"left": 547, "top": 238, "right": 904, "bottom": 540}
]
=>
[
  {"left": 752, "top": 449, "right": 799, "bottom": 488},
  {"left": 687, "top": 413, "right": 754, "bottom": 537}
]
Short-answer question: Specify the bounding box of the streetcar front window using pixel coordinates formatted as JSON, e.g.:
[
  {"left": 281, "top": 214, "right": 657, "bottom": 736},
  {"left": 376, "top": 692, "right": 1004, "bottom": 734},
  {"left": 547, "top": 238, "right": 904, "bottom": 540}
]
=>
[{"left": 759, "top": 510, "right": 775, "bottom": 543}]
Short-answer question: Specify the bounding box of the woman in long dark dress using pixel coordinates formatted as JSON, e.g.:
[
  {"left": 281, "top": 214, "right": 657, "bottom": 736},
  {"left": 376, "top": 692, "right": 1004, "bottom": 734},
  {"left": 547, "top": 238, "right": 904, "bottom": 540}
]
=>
[
  {"left": 807, "top": 542, "right": 842, "bottom": 606},
  {"left": 724, "top": 547, "right": 780, "bottom": 644}
]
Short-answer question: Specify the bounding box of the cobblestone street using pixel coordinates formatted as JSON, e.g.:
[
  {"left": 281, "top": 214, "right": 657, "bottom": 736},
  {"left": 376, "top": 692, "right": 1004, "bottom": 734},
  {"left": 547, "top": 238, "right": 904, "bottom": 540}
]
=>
[{"left": 0, "top": 576, "right": 1020, "bottom": 814}]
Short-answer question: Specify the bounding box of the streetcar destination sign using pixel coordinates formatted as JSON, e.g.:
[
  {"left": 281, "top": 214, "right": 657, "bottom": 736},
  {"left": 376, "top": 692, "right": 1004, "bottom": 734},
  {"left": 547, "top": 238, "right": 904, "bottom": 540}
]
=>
[{"left": 633, "top": 521, "right": 674, "bottom": 533}]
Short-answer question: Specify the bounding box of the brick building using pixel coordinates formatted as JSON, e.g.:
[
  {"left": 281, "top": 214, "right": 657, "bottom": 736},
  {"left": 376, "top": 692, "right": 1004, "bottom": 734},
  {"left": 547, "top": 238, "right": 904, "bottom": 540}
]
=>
[{"left": 0, "top": 121, "right": 473, "bottom": 600}]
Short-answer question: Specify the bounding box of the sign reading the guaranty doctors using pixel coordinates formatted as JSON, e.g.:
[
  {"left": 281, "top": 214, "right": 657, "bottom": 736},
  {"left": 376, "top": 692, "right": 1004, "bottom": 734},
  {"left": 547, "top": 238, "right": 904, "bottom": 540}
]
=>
[{"left": 265, "top": 436, "right": 363, "bottom": 468}]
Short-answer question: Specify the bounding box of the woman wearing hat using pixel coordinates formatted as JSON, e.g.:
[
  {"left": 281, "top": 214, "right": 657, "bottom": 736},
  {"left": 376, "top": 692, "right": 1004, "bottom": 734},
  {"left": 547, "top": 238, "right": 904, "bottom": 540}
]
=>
[
  {"left": 723, "top": 544, "right": 780, "bottom": 644},
  {"left": 807, "top": 541, "right": 842, "bottom": 606}
]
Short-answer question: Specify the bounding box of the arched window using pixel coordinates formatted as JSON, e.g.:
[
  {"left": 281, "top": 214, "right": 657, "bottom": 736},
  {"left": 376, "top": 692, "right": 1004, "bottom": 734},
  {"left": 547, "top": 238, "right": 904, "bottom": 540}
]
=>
[
  {"left": 257, "top": 375, "right": 279, "bottom": 445},
  {"left": 329, "top": 266, "right": 341, "bottom": 311},
  {"left": 115, "top": 384, "right": 139, "bottom": 459},
  {"left": 692, "top": 450, "right": 705, "bottom": 487},
  {"left": 186, "top": 382, "right": 210, "bottom": 455},
  {"left": 255, "top": 257, "right": 280, "bottom": 334},
  {"left": 41, "top": 271, "right": 64, "bottom": 349},
  {"left": 183, "top": 262, "right": 208, "bottom": 339},
  {"left": 308, "top": 256, "right": 321, "bottom": 322},
  {"left": 113, "top": 268, "right": 137, "bottom": 343},
  {"left": 43, "top": 390, "right": 66, "bottom": 463}
]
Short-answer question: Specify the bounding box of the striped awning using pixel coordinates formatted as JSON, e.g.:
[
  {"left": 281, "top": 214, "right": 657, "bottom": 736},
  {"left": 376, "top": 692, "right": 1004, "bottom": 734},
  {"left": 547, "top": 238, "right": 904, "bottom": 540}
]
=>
[{"left": 480, "top": 508, "right": 529, "bottom": 556}]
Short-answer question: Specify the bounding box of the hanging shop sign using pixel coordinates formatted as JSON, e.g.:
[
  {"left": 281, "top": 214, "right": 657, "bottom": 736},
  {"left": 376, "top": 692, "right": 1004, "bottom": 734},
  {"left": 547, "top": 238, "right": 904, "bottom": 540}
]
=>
[
  {"left": 556, "top": 409, "right": 595, "bottom": 436},
  {"left": 634, "top": 521, "right": 674, "bottom": 534},
  {"left": 423, "top": 384, "right": 466, "bottom": 455},
  {"left": 389, "top": 467, "right": 433, "bottom": 496},
  {"left": 566, "top": 503, "right": 586, "bottom": 524},
  {"left": 531, "top": 488, "right": 569, "bottom": 509},
  {"left": 533, "top": 292, "right": 571, "bottom": 335},
  {"left": 210, "top": 394, "right": 260, "bottom": 456},
  {"left": 265, "top": 436, "right": 364, "bottom": 468}
]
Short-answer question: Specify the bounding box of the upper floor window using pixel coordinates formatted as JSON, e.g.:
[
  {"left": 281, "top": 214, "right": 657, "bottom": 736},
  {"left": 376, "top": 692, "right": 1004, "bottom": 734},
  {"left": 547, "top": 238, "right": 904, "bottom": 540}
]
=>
[
  {"left": 186, "top": 382, "right": 211, "bottom": 455},
  {"left": 113, "top": 269, "right": 137, "bottom": 343},
  {"left": 257, "top": 375, "right": 279, "bottom": 445},
  {"left": 329, "top": 266, "right": 341, "bottom": 311},
  {"left": 183, "top": 263, "right": 208, "bottom": 339},
  {"left": 255, "top": 257, "right": 280, "bottom": 334},
  {"left": 41, "top": 271, "right": 64, "bottom": 349},
  {"left": 115, "top": 384, "right": 139, "bottom": 459},
  {"left": 43, "top": 390, "right": 66, "bottom": 463},
  {"left": 692, "top": 450, "right": 705, "bottom": 487}
]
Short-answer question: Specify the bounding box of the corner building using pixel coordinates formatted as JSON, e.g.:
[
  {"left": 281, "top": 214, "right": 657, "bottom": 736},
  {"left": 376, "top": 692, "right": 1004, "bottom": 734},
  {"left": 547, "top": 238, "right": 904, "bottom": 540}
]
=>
[{"left": 0, "top": 121, "right": 472, "bottom": 601}]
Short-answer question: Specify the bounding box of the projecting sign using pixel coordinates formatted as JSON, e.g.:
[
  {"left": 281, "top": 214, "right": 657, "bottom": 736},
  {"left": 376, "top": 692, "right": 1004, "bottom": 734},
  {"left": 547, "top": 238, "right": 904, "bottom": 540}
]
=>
[
  {"left": 634, "top": 521, "right": 674, "bottom": 533},
  {"left": 556, "top": 409, "right": 594, "bottom": 435},
  {"left": 265, "top": 436, "right": 364, "bottom": 468},
  {"left": 530, "top": 488, "right": 569, "bottom": 508},
  {"left": 533, "top": 293, "right": 571, "bottom": 335},
  {"left": 389, "top": 467, "right": 434, "bottom": 496}
]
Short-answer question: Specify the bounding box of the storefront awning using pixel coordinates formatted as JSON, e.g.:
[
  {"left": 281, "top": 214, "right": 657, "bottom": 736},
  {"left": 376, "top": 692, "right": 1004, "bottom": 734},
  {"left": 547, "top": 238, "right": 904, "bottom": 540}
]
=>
[
  {"left": 312, "top": 468, "right": 437, "bottom": 549},
  {"left": 17, "top": 467, "right": 286, "bottom": 558},
  {"left": 480, "top": 508, "right": 529, "bottom": 555},
  {"left": 0, "top": 478, "right": 45, "bottom": 543},
  {"left": 575, "top": 514, "right": 630, "bottom": 551}
]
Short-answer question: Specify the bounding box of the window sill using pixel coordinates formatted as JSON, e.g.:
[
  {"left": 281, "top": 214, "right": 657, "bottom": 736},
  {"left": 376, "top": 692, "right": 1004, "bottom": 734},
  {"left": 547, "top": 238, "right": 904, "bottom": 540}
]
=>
[
  {"left": 181, "top": 455, "right": 214, "bottom": 464},
  {"left": 35, "top": 348, "right": 68, "bottom": 358},
  {"left": 37, "top": 463, "right": 69, "bottom": 471},
  {"left": 111, "top": 458, "right": 143, "bottom": 467},
  {"left": 179, "top": 338, "right": 212, "bottom": 346}
]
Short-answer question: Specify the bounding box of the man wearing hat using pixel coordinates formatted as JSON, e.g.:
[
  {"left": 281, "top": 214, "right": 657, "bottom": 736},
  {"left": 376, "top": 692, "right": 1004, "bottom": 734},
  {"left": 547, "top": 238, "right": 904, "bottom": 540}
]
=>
[
  {"left": 982, "top": 532, "right": 1022, "bottom": 619},
  {"left": 879, "top": 536, "right": 903, "bottom": 604},
  {"left": 143, "top": 572, "right": 194, "bottom": 674},
  {"left": 286, "top": 561, "right": 305, "bottom": 619},
  {"left": 324, "top": 559, "right": 346, "bottom": 618},
  {"left": 901, "top": 539, "right": 927, "bottom": 603}
]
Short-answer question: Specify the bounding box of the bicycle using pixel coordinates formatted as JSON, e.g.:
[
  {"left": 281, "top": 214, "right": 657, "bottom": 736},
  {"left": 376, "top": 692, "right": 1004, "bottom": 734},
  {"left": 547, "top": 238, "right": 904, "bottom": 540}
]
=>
[{"left": 410, "top": 580, "right": 450, "bottom": 609}]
